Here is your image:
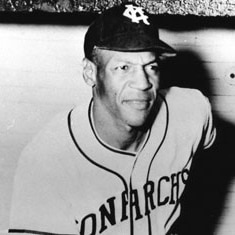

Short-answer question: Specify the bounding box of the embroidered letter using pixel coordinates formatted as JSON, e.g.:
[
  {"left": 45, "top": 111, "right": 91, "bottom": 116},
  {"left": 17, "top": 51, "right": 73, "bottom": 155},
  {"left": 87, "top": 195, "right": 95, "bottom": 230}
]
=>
[
  {"left": 80, "top": 213, "right": 97, "bottom": 235},
  {"left": 170, "top": 172, "right": 180, "bottom": 204},
  {"left": 143, "top": 181, "right": 156, "bottom": 215},
  {"left": 99, "top": 197, "right": 116, "bottom": 233},
  {"left": 130, "top": 189, "right": 143, "bottom": 220},
  {"left": 123, "top": 4, "right": 150, "bottom": 25},
  {"left": 120, "top": 191, "right": 129, "bottom": 222},
  {"left": 158, "top": 176, "right": 170, "bottom": 206}
]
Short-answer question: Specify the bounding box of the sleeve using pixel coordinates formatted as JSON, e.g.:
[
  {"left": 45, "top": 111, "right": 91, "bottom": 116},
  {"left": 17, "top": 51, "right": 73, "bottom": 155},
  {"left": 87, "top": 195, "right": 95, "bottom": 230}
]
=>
[
  {"left": 8, "top": 141, "right": 77, "bottom": 235},
  {"left": 201, "top": 96, "right": 216, "bottom": 149}
]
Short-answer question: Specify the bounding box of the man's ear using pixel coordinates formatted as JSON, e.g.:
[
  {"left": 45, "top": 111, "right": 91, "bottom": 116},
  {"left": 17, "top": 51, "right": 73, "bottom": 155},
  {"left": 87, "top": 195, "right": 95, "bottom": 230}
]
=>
[{"left": 82, "top": 58, "right": 97, "bottom": 87}]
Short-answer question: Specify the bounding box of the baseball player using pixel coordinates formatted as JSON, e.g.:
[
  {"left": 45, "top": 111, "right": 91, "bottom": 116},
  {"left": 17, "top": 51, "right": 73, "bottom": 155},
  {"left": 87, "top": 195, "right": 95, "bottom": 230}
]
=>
[{"left": 8, "top": 3, "right": 216, "bottom": 235}]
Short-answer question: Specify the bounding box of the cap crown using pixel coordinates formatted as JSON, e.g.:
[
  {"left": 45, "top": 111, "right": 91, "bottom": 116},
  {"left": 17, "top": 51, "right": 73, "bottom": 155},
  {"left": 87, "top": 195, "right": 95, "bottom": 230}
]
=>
[{"left": 84, "top": 3, "right": 176, "bottom": 59}]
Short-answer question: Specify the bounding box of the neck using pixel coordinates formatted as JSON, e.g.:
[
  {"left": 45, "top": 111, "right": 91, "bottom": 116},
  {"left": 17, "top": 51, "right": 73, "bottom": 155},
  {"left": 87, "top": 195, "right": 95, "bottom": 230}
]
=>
[{"left": 91, "top": 102, "right": 148, "bottom": 152}]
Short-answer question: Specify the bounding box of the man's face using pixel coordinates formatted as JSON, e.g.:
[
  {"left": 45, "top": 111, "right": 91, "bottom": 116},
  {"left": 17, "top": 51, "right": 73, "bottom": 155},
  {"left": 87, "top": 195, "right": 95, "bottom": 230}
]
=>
[{"left": 92, "top": 50, "right": 160, "bottom": 129}]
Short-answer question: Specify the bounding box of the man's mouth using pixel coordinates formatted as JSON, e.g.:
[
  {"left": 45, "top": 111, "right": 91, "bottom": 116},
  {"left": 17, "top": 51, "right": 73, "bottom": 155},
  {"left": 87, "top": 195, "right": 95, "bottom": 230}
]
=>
[{"left": 123, "top": 99, "right": 151, "bottom": 110}]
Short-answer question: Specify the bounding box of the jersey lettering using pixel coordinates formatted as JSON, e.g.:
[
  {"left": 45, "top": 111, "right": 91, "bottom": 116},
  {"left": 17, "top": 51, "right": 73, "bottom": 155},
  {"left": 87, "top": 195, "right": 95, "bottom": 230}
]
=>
[
  {"left": 170, "top": 172, "right": 181, "bottom": 204},
  {"left": 80, "top": 213, "right": 96, "bottom": 235},
  {"left": 123, "top": 4, "right": 150, "bottom": 25},
  {"left": 158, "top": 176, "right": 170, "bottom": 206},
  {"left": 77, "top": 169, "right": 190, "bottom": 234},
  {"left": 130, "top": 189, "right": 143, "bottom": 220},
  {"left": 120, "top": 191, "right": 128, "bottom": 222},
  {"left": 143, "top": 180, "right": 156, "bottom": 215},
  {"left": 99, "top": 197, "right": 116, "bottom": 233}
]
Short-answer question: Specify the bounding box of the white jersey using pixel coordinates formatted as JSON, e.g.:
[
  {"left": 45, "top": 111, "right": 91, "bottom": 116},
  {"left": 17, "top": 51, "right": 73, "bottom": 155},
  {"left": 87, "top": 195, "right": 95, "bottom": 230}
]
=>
[{"left": 9, "top": 87, "right": 216, "bottom": 235}]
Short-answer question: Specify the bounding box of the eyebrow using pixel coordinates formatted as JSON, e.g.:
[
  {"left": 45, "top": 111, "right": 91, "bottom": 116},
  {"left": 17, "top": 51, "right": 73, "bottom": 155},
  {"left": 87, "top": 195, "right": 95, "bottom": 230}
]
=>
[
  {"left": 114, "top": 58, "right": 159, "bottom": 66},
  {"left": 144, "top": 59, "right": 159, "bottom": 66}
]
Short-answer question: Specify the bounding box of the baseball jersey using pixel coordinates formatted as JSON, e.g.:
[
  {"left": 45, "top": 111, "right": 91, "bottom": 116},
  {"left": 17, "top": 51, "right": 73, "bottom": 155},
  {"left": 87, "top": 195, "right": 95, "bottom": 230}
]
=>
[{"left": 8, "top": 87, "right": 216, "bottom": 235}]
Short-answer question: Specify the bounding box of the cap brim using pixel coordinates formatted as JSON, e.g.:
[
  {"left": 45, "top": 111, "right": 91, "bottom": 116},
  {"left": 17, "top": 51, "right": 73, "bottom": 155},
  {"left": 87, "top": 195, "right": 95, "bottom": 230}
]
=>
[
  {"left": 153, "top": 39, "right": 177, "bottom": 57},
  {"left": 96, "top": 39, "right": 177, "bottom": 57}
]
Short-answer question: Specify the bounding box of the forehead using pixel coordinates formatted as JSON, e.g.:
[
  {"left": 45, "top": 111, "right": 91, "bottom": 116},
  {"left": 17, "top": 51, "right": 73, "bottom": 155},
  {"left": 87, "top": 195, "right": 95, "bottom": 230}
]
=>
[{"left": 97, "top": 49, "right": 157, "bottom": 66}]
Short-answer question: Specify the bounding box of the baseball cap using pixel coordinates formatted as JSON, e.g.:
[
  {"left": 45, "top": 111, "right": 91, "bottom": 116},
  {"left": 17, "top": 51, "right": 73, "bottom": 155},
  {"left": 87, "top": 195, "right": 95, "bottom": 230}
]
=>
[{"left": 84, "top": 3, "right": 177, "bottom": 60}]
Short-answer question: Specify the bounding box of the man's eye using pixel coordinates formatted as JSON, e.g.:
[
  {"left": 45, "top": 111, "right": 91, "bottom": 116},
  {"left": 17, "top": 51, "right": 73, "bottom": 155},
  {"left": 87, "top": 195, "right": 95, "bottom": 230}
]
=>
[
  {"left": 146, "top": 64, "right": 159, "bottom": 73},
  {"left": 116, "top": 65, "right": 129, "bottom": 71},
  {"left": 150, "top": 65, "right": 159, "bottom": 71}
]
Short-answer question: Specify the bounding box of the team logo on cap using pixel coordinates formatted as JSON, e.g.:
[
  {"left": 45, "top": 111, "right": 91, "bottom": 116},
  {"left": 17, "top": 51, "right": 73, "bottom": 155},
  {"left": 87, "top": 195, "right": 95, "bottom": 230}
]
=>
[{"left": 123, "top": 4, "right": 150, "bottom": 25}]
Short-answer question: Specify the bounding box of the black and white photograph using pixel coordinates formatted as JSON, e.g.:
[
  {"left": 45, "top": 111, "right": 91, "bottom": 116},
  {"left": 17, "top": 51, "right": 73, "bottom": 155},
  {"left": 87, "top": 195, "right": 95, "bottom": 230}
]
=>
[{"left": 0, "top": 0, "right": 235, "bottom": 234}]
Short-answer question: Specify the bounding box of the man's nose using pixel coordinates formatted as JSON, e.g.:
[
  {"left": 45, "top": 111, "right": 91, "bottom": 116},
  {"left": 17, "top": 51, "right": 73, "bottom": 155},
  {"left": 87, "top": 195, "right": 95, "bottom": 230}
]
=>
[{"left": 130, "top": 67, "right": 152, "bottom": 90}]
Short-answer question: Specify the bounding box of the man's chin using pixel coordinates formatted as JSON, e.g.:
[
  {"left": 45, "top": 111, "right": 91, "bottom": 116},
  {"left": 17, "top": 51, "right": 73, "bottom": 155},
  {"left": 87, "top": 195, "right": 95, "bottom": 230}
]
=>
[
  {"left": 125, "top": 116, "right": 150, "bottom": 129},
  {"left": 121, "top": 105, "right": 153, "bottom": 128}
]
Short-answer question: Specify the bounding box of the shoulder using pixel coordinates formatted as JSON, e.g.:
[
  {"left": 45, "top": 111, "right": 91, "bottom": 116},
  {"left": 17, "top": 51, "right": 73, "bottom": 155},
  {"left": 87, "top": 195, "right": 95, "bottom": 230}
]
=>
[
  {"left": 18, "top": 110, "right": 73, "bottom": 167},
  {"left": 18, "top": 102, "right": 90, "bottom": 166},
  {"left": 158, "top": 87, "right": 216, "bottom": 149},
  {"left": 160, "top": 86, "right": 208, "bottom": 104},
  {"left": 30, "top": 110, "right": 70, "bottom": 147},
  {"left": 158, "top": 87, "right": 214, "bottom": 133},
  {"left": 159, "top": 86, "right": 211, "bottom": 115}
]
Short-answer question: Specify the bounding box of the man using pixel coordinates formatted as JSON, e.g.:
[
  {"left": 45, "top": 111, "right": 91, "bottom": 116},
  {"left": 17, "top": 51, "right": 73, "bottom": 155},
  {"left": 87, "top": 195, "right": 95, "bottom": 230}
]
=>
[{"left": 8, "top": 3, "right": 216, "bottom": 235}]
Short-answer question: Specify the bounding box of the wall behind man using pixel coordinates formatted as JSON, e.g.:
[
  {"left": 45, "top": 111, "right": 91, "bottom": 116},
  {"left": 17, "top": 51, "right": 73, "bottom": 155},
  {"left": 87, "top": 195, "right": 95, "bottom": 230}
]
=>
[
  {"left": 0, "top": 23, "right": 91, "bottom": 232},
  {"left": 0, "top": 17, "right": 235, "bottom": 234}
]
